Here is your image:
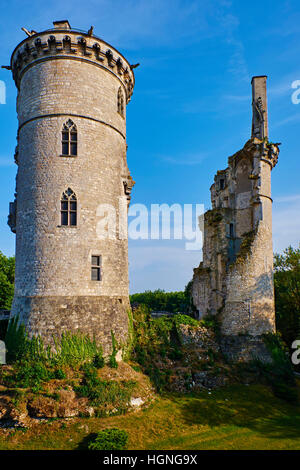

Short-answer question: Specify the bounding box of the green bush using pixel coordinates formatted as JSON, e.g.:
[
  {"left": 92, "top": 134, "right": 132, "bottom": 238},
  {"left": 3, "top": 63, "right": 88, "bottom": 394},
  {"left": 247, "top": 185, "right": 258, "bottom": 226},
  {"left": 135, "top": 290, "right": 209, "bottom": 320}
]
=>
[
  {"left": 173, "top": 313, "right": 199, "bottom": 327},
  {"left": 93, "top": 352, "right": 105, "bottom": 369},
  {"left": 4, "top": 361, "right": 54, "bottom": 389},
  {"left": 54, "top": 368, "right": 66, "bottom": 380},
  {"left": 256, "top": 333, "right": 298, "bottom": 404},
  {"left": 0, "top": 252, "right": 15, "bottom": 310},
  {"left": 88, "top": 428, "right": 128, "bottom": 450}
]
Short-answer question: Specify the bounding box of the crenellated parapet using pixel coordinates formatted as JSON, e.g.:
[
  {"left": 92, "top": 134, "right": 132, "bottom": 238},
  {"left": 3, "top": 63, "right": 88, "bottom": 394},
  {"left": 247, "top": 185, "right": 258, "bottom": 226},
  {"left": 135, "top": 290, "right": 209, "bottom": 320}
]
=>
[{"left": 10, "top": 22, "right": 135, "bottom": 102}]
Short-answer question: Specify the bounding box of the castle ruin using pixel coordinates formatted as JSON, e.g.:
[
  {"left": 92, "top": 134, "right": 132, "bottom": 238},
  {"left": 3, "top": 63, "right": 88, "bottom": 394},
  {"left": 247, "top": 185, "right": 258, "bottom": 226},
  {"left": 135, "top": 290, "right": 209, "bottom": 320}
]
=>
[
  {"left": 192, "top": 76, "right": 280, "bottom": 341},
  {"left": 5, "top": 20, "right": 280, "bottom": 359},
  {"left": 7, "top": 20, "right": 135, "bottom": 353}
]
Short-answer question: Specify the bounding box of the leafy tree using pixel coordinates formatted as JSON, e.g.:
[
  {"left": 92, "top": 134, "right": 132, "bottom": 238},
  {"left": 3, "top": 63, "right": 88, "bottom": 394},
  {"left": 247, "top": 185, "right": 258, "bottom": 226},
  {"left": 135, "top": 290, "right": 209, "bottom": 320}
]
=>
[
  {"left": 0, "top": 251, "right": 15, "bottom": 310},
  {"left": 274, "top": 245, "right": 300, "bottom": 347},
  {"left": 130, "top": 286, "right": 194, "bottom": 314}
]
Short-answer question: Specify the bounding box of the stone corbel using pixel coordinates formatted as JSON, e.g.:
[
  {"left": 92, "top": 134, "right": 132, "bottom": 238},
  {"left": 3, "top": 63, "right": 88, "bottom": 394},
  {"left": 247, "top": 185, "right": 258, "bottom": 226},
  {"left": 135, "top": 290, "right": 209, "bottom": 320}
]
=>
[
  {"left": 63, "top": 36, "right": 76, "bottom": 54},
  {"left": 116, "top": 57, "right": 123, "bottom": 74},
  {"left": 105, "top": 49, "right": 114, "bottom": 67},
  {"left": 8, "top": 200, "right": 17, "bottom": 234},
  {"left": 14, "top": 145, "right": 19, "bottom": 165},
  {"left": 23, "top": 43, "right": 31, "bottom": 63},
  {"left": 47, "top": 35, "right": 58, "bottom": 54},
  {"left": 78, "top": 37, "right": 91, "bottom": 56},
  {"left": 123, "top": 175, "right": 135, "bottom": 205},
  {"left": 33, "top": 38, "right": 43, "bottom": 57},
  {"left": 92, "top": 43, "right": 103, "bottom": 61}
]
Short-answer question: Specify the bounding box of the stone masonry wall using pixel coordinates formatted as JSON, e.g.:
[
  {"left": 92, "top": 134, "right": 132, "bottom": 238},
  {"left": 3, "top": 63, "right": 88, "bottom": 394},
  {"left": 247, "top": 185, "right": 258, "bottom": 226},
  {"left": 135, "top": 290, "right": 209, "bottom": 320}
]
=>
[
  {"left": 9, "top": 22, "right": 135, "bottom": 352},
  {"left": 192, "top": 76, "right": 279, "bottom": 342}
]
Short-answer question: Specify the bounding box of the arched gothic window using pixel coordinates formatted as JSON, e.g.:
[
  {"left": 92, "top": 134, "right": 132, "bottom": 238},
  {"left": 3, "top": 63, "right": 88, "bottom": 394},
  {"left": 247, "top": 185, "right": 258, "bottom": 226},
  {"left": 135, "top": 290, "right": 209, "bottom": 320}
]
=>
[
  {"left": 117, "top": 87, "right": 125, "bottom": 117},
  {"left": 61, "top": 188, "right": 77, "bottom": 226},
  {"left": 62, "top": 119, "right": 77, "bottom": 156}
]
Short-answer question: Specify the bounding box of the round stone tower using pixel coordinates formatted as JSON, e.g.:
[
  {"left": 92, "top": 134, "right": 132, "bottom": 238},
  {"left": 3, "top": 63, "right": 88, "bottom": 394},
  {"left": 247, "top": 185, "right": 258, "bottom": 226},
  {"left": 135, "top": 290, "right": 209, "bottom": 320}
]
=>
[{"left": 8, "top": 20, "right": 135, "bottom": 353}]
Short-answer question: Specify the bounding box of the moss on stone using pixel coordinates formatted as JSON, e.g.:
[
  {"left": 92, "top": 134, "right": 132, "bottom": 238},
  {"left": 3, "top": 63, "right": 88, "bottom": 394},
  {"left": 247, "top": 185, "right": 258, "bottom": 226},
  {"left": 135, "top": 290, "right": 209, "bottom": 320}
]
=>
[
  {"left": 235, "top": 230, "right": 256, "bottom": 264},
  {"left": 206, "top": 210, "right": 223, "bottom": 226}
]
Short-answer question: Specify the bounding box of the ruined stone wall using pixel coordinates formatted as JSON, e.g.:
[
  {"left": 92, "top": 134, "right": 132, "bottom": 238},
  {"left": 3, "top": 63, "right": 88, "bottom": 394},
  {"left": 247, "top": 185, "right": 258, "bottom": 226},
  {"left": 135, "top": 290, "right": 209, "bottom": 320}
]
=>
[
  {"left": 9, "top": 22, "right": 135, "bottom": 352},
  {"left": 192, "top": 76, "right": 279, "bottom": 339},
  {"left": 221, "top": 221, "right": 275, "bottom": 335}
]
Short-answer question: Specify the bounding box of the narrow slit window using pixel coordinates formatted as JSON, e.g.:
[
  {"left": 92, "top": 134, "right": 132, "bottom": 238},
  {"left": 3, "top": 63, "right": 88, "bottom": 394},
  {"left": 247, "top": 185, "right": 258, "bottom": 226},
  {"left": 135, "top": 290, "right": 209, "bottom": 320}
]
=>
[
  {"left": 61, "top": 119, "right": 77, "bottom": 156},
  {"left": 91, "top": 255, "right": 101, "bottom": 281},
  {"left": 117, "top": 87, "right": 125, "bottom": 117},
  {"left": 229, "top": 223, "right": 234, "bottom": 238},
  {"left": 60, "top": 188, "right": 77, "bottom": 226}
]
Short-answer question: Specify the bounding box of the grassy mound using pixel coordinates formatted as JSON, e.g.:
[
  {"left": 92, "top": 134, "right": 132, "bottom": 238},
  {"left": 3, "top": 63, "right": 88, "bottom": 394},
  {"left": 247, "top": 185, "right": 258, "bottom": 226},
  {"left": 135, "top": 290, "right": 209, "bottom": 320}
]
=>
[
  {"left": 0, "top": 383, "right": 299, "bottom": 450},
  {"left": 0, "top": 317, "right": 154, "bottom": 426}
]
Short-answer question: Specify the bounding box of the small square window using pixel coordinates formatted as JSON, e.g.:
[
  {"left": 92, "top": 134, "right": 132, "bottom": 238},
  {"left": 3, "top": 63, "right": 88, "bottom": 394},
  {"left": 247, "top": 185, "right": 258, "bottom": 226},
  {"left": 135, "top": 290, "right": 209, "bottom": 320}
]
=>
[
  {"left": 91, "top": 267, "right": 101, "bottom": 281},
  {"left": 92, "top": 255, "right": 100, "bottom": 266},
  {"left": 91, "top": 255, "right": 101, "bottom": 281}
]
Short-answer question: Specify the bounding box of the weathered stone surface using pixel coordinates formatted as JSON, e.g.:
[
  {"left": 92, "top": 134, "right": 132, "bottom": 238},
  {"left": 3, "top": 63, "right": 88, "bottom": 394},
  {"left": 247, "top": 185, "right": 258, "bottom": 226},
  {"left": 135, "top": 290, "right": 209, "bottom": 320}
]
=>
[
  {"left": 220, "top": 335, "right": 272, "bottom": 363},
  {"left": 0, "top": 396, "right": 30, "bottom": 427},
  {"left": 192, "top": 76, "right": 279, "bottom": 347},
  {"left": 27, "top": 390, "right": 87, "bottom": 419},
  {"left": 178, "top": 324, "right": 219, "bottom": 352},
  {"left": 8, "top": 21, "right": 136, "bottom": 353},
  {"left": 192, "top": 371, "right": 228, "bottom": 389},
  {"left": 13, "top": 295, "right": 130, "bottom": 354}
]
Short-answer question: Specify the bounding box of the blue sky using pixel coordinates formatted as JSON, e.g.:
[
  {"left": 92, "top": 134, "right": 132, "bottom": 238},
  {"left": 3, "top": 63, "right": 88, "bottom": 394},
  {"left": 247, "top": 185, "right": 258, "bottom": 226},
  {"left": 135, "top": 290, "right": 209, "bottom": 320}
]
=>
[{"left": 0, "top": 0, "right": 299, "bottom": 293}]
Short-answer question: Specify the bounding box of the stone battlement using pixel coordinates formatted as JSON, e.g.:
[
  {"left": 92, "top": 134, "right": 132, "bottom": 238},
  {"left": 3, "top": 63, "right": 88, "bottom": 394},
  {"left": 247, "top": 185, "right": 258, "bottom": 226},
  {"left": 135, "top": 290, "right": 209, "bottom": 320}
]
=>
[{"left": 10, "top": 21, "right": 135, "bottom": 102}]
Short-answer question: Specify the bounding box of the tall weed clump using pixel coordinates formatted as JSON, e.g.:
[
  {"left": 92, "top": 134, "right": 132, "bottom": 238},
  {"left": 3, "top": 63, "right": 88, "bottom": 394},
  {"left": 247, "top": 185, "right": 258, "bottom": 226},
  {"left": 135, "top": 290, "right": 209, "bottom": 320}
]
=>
[{"left": 4, "top": 316, "right": 104, "bottom": 368}]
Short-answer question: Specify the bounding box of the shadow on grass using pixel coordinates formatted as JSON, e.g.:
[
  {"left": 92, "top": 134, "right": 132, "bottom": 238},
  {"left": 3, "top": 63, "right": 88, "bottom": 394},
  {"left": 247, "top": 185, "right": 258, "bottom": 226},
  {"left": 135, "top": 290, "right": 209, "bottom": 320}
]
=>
[
  {"left": 177, "top": 385, "right": 300, "bottom": 440},
  {"left": 76, "top": 433, "right": 98, "bottom": 450}
]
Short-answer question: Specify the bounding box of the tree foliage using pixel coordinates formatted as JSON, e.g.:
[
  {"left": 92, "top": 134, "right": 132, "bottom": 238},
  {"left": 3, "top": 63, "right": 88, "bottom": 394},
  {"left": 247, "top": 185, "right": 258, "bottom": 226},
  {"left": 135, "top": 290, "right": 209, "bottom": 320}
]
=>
[
  {"left": 0, "top": 251, "right": 15, "bottom": 310},
  {"left": 130, "top": 283, "right": 195, "bottom": 315},
  {"left": 274, "top": 244, "right": 300, "bottom": 346}
]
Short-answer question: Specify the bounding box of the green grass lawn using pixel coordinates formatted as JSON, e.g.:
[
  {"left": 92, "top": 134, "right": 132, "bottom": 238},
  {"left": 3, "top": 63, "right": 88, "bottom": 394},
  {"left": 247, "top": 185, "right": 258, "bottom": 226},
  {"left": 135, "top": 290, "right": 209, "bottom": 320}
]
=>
[{"left": 1, "top": 383, "right": 300, "bottom": 450}]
